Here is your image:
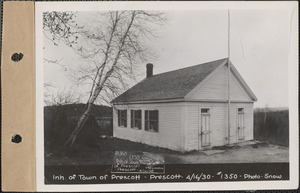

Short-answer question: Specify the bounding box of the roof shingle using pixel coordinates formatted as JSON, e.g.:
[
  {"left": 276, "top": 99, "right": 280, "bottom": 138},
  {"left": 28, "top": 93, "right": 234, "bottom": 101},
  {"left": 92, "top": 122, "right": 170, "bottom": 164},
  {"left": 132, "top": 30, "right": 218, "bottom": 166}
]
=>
[{"left": 111, "top": 58, "right": 228, "bottom": 103}]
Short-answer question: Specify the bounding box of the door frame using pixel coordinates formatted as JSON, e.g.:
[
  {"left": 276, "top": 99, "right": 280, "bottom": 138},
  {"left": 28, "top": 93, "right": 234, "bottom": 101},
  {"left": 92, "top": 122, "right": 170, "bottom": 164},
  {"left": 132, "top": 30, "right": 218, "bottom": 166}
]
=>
[
  {"left": 198, "top": 107, "right": 212, "bottom": 150},
  {"left": 236, "top": 107, "right": 245, "bottom": 141}
]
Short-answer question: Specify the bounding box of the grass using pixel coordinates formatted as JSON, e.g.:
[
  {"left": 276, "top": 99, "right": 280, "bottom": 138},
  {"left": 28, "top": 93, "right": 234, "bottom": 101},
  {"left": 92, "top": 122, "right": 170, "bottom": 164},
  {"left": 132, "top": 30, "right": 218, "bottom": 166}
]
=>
[
  {"left": 45, "top": 137, "right": 185, "bottom": 165},
  {"left": 45, "top": 137, "right": 289, "bottom": 166}
]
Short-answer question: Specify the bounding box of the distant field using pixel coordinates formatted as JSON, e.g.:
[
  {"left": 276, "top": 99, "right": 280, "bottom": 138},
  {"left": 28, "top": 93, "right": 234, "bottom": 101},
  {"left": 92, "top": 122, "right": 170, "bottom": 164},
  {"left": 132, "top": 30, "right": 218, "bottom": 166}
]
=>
[{"left": 254, "top": 109, "right": 289, "bottom": 146}]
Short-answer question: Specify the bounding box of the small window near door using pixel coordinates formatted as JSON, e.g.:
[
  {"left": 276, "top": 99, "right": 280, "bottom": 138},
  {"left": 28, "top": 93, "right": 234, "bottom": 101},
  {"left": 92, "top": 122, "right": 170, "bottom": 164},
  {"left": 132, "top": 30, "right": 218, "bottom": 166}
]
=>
[
  {"left": 238, "top": 108, "right": 244, "bottom": 114},
  {"left": 131, "top": 110, "right": 142, "bottom": 129},
  {"left": 118, "top": 110, "right": 127, "bottom": 127},
  {"left": 201, "top": 108, "right": 210, "bottom": 114}
]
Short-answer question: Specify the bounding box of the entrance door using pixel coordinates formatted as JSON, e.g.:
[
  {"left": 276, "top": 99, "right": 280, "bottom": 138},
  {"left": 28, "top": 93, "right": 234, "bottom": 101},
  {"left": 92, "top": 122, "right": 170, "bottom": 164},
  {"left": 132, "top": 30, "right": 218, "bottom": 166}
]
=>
[
  {"left": 237, "top": 108, "right": 245, "bottom": 140},
  {"left": 199, "top": 108, "right": 211, "bottom": 148}
]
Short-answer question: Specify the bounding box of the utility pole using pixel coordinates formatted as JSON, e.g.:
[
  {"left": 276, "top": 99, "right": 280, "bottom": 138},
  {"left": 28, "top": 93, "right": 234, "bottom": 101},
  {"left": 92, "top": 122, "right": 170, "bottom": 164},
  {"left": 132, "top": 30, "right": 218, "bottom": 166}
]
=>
[{"left": 227, "top": 10, "right": 231, "bottom": 144}]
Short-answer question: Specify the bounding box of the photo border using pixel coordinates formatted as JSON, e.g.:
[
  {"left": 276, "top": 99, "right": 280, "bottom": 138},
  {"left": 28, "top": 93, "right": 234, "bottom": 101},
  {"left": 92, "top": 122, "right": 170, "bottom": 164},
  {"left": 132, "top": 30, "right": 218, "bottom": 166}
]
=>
[{"left": 36, "top": 1, "right": 299, "bottom": 191}]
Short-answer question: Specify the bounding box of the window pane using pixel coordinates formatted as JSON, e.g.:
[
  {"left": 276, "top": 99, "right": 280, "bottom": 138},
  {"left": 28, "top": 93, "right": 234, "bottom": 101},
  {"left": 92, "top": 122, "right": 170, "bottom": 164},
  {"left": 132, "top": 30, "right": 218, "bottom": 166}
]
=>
[
  {"left": 120, "top": 110, "right": 127, "bottom": 127},
  {"left": 156, "top": 111, "right": 159, "bottom": 132},
  {"left": 118, "top": 110, "right": 120, "bottom": 126},
  {"left": 145, "top": 110, "right": 148, "bottom": 130},
  {"left": 135, "top": 110, "right": 141, "bottom": 119},
  {"left": 135, "top": 119, "right": 141, "bottom": 129},
  {"left": 154, "top": 121, "right": 158, "bottom": 132},
  {"left": 201, "top": 108, "right": 210, "bottom": 114},
  {"left": 149, "top": 120, "right": 155, "bottom": 131},
  {"left": 131, "top": 110, "right": 133, "bottom": 128},
  {"left": 130, "top": 110, "right": 142, "bottom": 129},
  {"left": 149, "top": 110, "right": 158, "bottom": 120},
  {"left": 145, "top": 110, "right": 148, "bottom": 119},
  {"left": 145, "top": 110, "right": 159, "bottom": 132},
  {"left": 149, "top": 120, "right": 158, "bottom": 132},
  {"left": 145, "top": 120, "right": 148, "bottom": 131},
  {"left": 138, "top": 120, "right": 141, "bottom": 129}
]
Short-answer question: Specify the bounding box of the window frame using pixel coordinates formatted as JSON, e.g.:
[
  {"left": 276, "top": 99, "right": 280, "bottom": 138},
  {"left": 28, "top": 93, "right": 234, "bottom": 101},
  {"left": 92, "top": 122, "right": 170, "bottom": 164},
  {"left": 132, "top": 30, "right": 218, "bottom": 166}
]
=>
[
  {"left": 118, "top": 109, "right": 127, "bottom": 127},
  {"left": 144, "top": 110, "right": 159, "bottom": 132},
  {"left": 201, "top": 108, "right": 210, "bottom": 114},
  {"left": 238, "top": 107, "right": 244, "bottom": 114},
  {"left": 237, "top": 107, "right": 245, "bottom": 140},
  {"left": 131, "top": 109, "right": 142, "bottom": 130},
  {"left": 199, "top": 107, "right": 211, "bottom": 147}
]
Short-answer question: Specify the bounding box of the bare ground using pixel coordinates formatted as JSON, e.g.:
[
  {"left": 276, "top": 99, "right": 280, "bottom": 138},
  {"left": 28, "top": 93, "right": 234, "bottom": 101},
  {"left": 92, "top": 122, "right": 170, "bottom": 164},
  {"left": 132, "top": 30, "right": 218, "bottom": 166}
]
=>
[
  {"left": 45, "top": 138, "right": 289, "bottom": 166},
  {"left": 165, "top": 142, "right": 289, "bottom": 163}
]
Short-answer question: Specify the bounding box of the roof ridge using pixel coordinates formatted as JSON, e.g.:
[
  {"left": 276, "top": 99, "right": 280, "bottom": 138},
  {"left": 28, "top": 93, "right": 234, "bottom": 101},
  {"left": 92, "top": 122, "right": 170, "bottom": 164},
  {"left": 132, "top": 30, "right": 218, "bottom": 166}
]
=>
[{"left": 150, "top": 58, "right": 228, "bottom": 78}]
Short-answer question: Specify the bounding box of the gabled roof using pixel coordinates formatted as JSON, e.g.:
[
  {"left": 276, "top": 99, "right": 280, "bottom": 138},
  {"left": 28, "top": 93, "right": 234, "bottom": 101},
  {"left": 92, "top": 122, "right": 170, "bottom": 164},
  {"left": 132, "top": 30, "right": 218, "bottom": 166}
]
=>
[{"left": 111, "top": 58, "right": 228, "bottom": 104}]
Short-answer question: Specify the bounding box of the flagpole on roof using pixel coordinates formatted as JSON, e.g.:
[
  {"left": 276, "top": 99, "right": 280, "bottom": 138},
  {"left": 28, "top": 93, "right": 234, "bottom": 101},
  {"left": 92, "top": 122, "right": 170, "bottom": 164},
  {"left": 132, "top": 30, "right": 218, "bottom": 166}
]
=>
[{"left": 227, "top": 9, "right": 231, "bottom": 145}]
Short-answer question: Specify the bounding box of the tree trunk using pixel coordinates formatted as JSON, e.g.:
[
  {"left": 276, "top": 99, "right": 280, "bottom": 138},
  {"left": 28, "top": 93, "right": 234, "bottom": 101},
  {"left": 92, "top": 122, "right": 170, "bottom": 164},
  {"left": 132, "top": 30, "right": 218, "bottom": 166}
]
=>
[
  {"left": 65, "top": 103, "right": 93, "bottom": 147},
  {"left": 65, "top": 11, "right": 136, "bottom": 148}
]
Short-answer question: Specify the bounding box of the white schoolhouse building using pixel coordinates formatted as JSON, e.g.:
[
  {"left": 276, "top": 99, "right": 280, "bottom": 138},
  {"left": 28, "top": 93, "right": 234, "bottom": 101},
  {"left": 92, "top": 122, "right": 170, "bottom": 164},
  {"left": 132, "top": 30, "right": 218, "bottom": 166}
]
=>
[{"left": 111, "top": 58, "right": 257, "bottom": 152}]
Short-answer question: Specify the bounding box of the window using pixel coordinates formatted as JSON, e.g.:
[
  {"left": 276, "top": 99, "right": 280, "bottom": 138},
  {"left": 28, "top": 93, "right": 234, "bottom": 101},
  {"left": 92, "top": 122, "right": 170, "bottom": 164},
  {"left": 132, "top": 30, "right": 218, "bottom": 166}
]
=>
[
  {"left": 131, "top": 110, "right": 142, "bottom": 129},
  {"left": 118, "top": 110, "right": 127, "bottom": 127},
  {"left": 201, "top": 108, "right": 210, "bottom": 114},
  {"left": 238, "top": 108, "right": 244, "bottom": 114},
  {"left": 145, "top": 110, "right": 159, "bottom": 132}
]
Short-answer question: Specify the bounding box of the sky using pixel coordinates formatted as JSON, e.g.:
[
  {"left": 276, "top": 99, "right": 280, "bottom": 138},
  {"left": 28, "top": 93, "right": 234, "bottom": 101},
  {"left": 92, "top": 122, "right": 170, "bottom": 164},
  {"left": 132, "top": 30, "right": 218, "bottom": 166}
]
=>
[{"left": 44, "top": 8, "right": 295, "bottom": 108}]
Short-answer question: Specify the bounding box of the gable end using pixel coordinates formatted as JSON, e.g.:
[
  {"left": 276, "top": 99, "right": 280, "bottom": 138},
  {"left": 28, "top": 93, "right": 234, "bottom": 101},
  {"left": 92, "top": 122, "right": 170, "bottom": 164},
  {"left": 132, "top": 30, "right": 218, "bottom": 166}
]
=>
[{"left": 185, "top": 60, "right": 257, "bottom": 102}]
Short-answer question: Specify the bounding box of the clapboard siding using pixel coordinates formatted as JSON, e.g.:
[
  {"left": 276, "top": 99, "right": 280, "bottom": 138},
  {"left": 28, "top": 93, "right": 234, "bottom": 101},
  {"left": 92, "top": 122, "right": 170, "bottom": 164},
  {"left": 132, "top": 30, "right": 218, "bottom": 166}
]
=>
[
  {"left": 189, "top": 65, "right": 227, "bottom": 100},
  {"left": 113, "top": 101, "right": 254, "bottom": 152},
  {"left": 184, "top": 102, "right": 254, "bottom": 151},
  {"left": 113, "top": 103, "right": 185, "bottom": 151},
  {"left": 211, "top": 106, "right": 228, "bottom": 146},
  {"left": 230, "top": 74, "right": 250, "bottom": 101},
  {"left": 185, "top": 106, "right": 199, "bottom": 151},
  {"left": 189, "top": 65, "right": 251, "bottom": 101},
  {"left": 243, "top": 103, "right": 254, "bottom": 141}
]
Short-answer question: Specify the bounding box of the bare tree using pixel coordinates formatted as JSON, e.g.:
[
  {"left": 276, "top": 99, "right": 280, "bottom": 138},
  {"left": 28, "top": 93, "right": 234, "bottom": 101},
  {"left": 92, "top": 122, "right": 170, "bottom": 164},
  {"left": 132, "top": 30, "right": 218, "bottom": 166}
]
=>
[
  {"left": 44, "top": 87, "right": 82, "bottom": 106},
  {"left": 43, "top": 11, "right": 84, "bottom": 71},
  {"left": 43, "top": 11, "right": 83, "bottom": 47},
  {"left": 43, "top": 11, "right": 86, "bottom": 106},
  {"left": 63, "top": 11, "right": 166, "bottom": 147}
]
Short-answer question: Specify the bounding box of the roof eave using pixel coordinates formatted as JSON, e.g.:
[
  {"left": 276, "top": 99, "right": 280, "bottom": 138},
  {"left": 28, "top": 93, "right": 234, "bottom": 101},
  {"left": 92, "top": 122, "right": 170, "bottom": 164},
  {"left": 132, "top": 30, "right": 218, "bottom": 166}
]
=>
[
  {"left": 111, "top": 98, "right": 256, "bottom": 105},
  {"left": 111, "top": 97, "right": 185, "bottom": 105}
]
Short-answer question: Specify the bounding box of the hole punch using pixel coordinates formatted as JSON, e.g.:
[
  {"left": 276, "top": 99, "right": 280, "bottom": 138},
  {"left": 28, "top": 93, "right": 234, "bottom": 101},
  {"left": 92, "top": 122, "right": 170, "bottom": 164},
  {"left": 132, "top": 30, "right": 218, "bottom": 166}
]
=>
[
  {"left": 11, "top": 53, "right": 24, "bottom": 62},
  {"left": 11, "top": 134, "right": 22, "bottom": 143}
]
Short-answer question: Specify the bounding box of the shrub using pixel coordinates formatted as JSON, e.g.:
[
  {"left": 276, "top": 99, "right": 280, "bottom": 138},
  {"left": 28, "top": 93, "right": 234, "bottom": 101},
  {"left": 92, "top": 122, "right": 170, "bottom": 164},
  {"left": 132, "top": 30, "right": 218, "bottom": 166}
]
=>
[
  {"left": 254, "top": 110, "right": 289, "bottom": 146},
  {"left": 44, "top": 104, "right": 112, "bottom": 151}
]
